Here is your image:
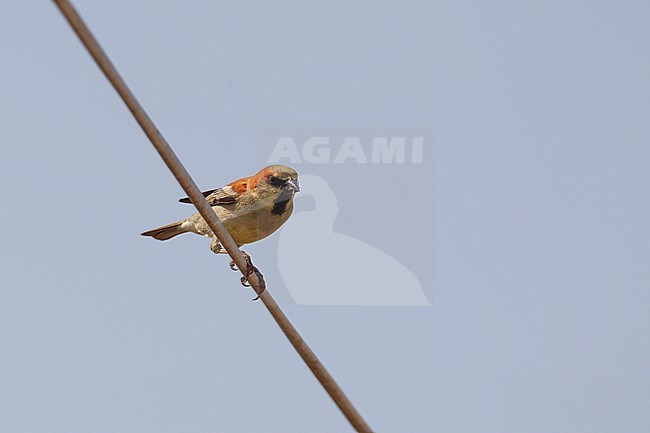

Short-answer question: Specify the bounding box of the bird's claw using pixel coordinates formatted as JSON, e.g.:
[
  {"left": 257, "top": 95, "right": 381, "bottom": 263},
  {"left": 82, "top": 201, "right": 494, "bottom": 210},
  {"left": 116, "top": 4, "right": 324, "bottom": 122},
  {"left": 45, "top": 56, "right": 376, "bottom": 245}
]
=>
[
  {"left": 229, "top": 251, "right": 266, "bottom": 300},
  {"left": 249, "top": 268, "right": 266, "bottom": 301},
  {"left": 229, "top": 250, "right": 251, "bottom": 272},
  {"left": 241, "top": 264, "right": 266, "bottom": 301}
]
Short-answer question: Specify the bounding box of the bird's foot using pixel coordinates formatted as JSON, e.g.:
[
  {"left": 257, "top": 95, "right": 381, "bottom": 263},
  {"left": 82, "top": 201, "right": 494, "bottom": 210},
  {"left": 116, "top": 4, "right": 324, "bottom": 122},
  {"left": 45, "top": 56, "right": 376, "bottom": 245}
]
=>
[
  {"left": 229, "top": 251, "right": 266, "bottom": 300},
  {"left": 210, "top": 237, "right": 224, "bottom": 254},
  {"left": 229, "top": 250, "right": 251, "bottom": 271},
  {"left": 243, "top": 267, "right": 266, "bottom": 301}
]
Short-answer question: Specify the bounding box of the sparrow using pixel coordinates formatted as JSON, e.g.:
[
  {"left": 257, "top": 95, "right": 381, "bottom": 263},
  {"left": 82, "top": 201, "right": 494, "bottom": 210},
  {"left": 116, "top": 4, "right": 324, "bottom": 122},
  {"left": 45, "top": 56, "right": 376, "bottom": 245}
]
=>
[{"left": 141, "top": 165, "right": 300, "bottom": 254}]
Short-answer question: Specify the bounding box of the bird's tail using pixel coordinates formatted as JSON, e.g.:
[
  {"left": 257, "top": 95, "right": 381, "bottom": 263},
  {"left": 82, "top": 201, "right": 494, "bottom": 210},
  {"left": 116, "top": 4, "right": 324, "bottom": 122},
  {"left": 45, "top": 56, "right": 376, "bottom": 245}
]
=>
[{"left": 141, "top": 219, "right": 188, "bottom": 241}]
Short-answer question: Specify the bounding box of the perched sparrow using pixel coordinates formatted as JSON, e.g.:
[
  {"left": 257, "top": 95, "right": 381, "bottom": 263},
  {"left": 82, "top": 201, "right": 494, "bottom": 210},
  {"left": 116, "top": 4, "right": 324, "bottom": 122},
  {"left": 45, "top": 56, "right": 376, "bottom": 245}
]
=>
[{"left": 142, "top": 165, "right": 300, "bottom": 253}]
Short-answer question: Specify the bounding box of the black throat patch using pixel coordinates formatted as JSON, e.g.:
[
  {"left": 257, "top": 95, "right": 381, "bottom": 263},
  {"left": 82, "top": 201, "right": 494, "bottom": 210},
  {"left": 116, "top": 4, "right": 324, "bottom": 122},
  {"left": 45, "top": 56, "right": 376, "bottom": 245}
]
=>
[{"left": 272, "top": 189, "right": 293, "bottom": 215}]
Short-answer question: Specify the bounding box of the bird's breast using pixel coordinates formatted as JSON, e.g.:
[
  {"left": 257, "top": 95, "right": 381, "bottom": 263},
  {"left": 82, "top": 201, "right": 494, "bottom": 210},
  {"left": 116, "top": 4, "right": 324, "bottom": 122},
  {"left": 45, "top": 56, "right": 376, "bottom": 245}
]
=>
[{"left": 222, "top": 196, "right": 294, "bottom": 245}]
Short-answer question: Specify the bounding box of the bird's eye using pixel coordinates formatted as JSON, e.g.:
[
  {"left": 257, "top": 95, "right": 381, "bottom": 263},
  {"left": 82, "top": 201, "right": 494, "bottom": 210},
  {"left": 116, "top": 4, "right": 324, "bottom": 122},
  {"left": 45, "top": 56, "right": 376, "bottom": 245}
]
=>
[{"left": 269, "top": 176, "right": 284, "bottom": 187}]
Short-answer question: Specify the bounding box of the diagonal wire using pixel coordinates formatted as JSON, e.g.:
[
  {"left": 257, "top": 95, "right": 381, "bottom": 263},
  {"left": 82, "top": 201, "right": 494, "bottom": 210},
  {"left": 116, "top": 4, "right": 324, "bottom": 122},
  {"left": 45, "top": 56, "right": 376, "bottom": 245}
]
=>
[{"left": 51, "top": 1, "right": 373, "bottom": 432}]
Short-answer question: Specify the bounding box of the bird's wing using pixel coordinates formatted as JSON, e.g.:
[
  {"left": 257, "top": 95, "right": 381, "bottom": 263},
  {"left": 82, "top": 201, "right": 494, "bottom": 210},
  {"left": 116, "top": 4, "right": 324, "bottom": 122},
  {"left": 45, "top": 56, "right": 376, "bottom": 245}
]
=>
[{"left": 178, "top": 178, "right": 249, "bottom": 206}]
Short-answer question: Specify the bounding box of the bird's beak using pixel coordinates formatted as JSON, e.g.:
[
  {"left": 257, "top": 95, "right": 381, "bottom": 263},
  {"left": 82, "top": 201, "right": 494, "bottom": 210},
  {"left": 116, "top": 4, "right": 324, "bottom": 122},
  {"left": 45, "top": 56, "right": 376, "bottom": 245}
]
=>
[{"left": 286, "top": 179, "right": 300, "bottom": 192}]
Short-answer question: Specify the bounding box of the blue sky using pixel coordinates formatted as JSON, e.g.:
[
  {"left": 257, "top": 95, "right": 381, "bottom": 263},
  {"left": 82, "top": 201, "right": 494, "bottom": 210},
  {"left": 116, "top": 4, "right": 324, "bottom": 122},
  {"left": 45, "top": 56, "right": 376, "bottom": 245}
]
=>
[{"left": 1, "top": 1, "right": 649, "bottom": 432}]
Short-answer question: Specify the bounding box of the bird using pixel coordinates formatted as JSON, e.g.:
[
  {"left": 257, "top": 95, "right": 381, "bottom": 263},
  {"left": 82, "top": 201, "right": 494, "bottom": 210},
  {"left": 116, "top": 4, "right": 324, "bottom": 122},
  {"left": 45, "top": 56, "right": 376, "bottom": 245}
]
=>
[{"left": 141, "top": 165, "right": 300, "bottom": 254}]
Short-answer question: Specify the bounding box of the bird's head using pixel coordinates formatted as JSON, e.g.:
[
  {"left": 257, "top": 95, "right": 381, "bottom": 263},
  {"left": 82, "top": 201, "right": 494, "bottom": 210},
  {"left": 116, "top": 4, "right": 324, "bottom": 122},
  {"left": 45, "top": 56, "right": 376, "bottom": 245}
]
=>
[{"left": 251, "top": 165, "right": 300, "bottom": 197}]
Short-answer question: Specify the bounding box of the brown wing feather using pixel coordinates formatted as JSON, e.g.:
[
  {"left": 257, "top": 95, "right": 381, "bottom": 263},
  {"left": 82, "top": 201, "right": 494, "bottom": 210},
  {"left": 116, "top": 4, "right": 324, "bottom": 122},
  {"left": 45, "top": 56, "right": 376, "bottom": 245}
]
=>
[
  {"left": 178, "top": 176, "right": 250, "bottom": 205},
  {"left": 179, "top": 188, "right": 218, "bottom": 203},
  {"left": 178, "top": 187, "right": 238, "bottom": 206}
]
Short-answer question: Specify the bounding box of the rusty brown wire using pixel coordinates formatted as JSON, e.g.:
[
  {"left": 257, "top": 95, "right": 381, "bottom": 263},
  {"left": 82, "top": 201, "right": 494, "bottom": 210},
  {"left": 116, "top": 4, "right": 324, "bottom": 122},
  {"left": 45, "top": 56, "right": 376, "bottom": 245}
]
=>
[{"left": 51, "top": 1, "right": 373, "bottom": 432}]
